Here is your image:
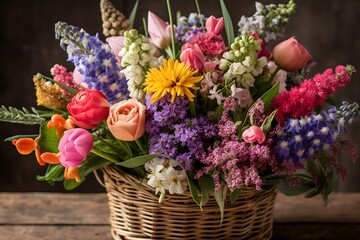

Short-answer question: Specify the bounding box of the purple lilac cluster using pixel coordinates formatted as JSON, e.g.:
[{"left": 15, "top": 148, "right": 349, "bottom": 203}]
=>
[
  {"left": 145, "top": 95, "right": 217, "bottom": 171},
  {"left": 273, "top": 109, "right": 343, "bottom": 163},
  {"left": 176, "top": 13, "right": 206, "bottom": 44},
  {"left": 195, "top": 98, "right": 278, "bottom": 191},
  {"left": 54, "top": 21, "right": 128, "bottom": 104}
]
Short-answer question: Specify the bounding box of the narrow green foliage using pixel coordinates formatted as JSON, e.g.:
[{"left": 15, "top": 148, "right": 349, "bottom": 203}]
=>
[
  {"left": 129, "top": 0, "right": 140, "bottom": 26},
  {"left": 220, "top": 0, "right": 234, "bottom": 46},
  {"left": 0, "top": 106, "right": 45, "bottom": 125}
]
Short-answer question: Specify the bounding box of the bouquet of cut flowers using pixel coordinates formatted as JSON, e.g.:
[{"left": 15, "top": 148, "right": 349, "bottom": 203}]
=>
[{"left": 1, "top": 0, "right": 359, "bottom": 216}]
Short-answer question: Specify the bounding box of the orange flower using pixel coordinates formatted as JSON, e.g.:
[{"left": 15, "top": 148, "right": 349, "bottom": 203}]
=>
[
  {"left": 47, "top": 114, "right": 74, "bottom": 138},
  {"left": 64, "top": 167, "right": 81, "bottom": 182},
  {"left": 12, "top": 137, "right": 60, "bottom": 166}
]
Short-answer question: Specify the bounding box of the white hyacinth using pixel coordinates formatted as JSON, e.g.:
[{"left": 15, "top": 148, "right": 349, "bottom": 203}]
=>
[{"left": 119, "top": 29, "right": 158, "bottom": 102}]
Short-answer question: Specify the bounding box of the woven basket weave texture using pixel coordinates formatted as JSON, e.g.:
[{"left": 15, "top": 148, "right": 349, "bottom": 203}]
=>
[{"left": 103, "top": 166, "right": 276, "bottom": 240}]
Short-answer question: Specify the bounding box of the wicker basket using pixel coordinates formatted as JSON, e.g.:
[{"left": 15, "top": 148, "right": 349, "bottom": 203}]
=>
[{"left": 102, "top": 166, "right": 277, "bottom": 240}]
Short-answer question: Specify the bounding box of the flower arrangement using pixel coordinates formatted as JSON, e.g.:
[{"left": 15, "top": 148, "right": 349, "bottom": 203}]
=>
[{"left": 1, "top": 0, "right": 359, "bottom": 218}]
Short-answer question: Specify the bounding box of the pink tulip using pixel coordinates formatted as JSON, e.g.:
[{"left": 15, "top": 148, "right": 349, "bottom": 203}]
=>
[
  {"left": 147, "top": 11, "right": 172, "bottom": 49},
  {"left": 242, "top": 126, "right": 266, "bottom": 144},
  {"left": 273, "top": 36, "right": 312, "bottom": 72},
  {"left": 107, "top": 99, "right": 146, "bottom": 141},
  {"left": 58, "top": 128, "right": 93, "bottom": 168},
  {"left": 67, "top": 89, "right": 110, "bottom": 129},
  {"left": 205, "top": 16, "right": 224, "bottom": 35},
  {"left": 180, "top": 43, "right": 205, "bottom": 70},
  {"left": 106, "top": 36, "right": 125, "bottom": 62}
]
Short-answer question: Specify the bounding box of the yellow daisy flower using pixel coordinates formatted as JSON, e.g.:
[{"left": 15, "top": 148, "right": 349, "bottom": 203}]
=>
[{"left": 144, "top": 58, "right": 203, "bottom": 102}]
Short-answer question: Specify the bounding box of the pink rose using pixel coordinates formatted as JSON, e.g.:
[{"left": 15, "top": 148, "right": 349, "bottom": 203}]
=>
[
  {"left": 273, "top": 36, "right": 312, "bottom": 72},
  {"left": 205, "top": 16, "right": 224, "bottom": 35},
  {"left": 147, "top": 11, "right": 172, "bottom": 49},
  {"left": 106, "top": 36, "right": 125, "bottom": 62},
  {"left": 58, "top": 128, "right": 93, "bottom": 168},
  {"left": 180, "top": 43, "right": 205, "bottom": 70},
  {"left": 107, "top": 99, "right": 146, "bottom": 141},
  {"left": 242, "top": 126, "right": 266, "bottom": 144},
  {"left": 67, "top": 89, "right": 110, "bottom": 129}
]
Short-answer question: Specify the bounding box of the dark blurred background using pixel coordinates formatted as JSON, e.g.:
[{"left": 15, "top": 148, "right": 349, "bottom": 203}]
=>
[{"left": 0, "top": 0, "right": 359, "bottom": 192}]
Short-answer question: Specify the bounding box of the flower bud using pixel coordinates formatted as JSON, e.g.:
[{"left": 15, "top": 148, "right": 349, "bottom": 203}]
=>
[{"left": 273, "top": 36, "right": 312, "bottom": 72}]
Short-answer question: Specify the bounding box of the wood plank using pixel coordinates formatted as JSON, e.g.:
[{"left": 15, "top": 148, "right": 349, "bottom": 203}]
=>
[
  {"left": 273, "top": 192, "right": 360, "bottom": 223},
  {"left": 0, "top": 193, "right": 109, "bottom": 224},
  {"left": 1, "top": 192, "right": 360, "bottom": 225},
  {"left": 273, "top": 223, "right": 360, "bottom": 240},
  {"left": 0, "top": 226, "right": 112, "bottom": 240}
]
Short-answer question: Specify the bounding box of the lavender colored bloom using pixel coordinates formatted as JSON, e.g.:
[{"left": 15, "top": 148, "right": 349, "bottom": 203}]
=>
[
  {"left": 176, "top": 13, "right": 206, "bottom": 43},
  {"left": 145, "top": 94, "right": 217, "bottom": 171},
  {"left": 55, "top": 22, "right": 129, "bottom": 104}
]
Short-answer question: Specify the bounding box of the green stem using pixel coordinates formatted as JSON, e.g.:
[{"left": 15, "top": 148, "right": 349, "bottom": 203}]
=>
[
  {"left": 189, "top": 100, "right": 197, "bottom": 117},
  {"left": 117, "top": 140, "right": 133, "bottom": 158},
  {"left": 194, "top": 0, "right": 205, "bottom": 31},
  {"left": 91, "top": 148, "right": 119, "bottom": 164},
  {"left": 135, "top": 138, "right": 147, "bottom": 155},
  {"left": 166, "top": 0, "right": 176, "bottom": 58},
  {"left": 268, "top": 66, "right": 281, "bottom": 83}
]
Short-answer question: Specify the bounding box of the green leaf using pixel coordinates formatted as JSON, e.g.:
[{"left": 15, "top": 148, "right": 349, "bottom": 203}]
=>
[
  {"left": 4, "top": 135, "right": 38, "bottom": 142},
  {"left": 0, "top": 105, "right": 45, "bottom": 125},
  {"left": 37, "top": 164, "right": 64, "bottom": 182},
  {"left": 64, "top": 155, "right": 112, "bottom": 190},
  {"left": 276, "top": 177, "right": 315, "bottom": 196},
  {"left": 129, "top": 0, "right": 140, "bottom": 26},
  {"left": 260, "top": 110, "right": 277, "bottom": 133},
  {"left": 214, "top": 184, "right": 228, "bottom": 226},
  {"left": 220, "top": 0, "right": 234, "bottom": 46},
  {"left": 36, "top": 73, "right": 79, "bottom": 96},
  {"left": 187, "top": 176, "right": 201, "bottom": 206},
  {"left": 198, "top": 175, "right": 214, "bottom": 209},
  {"left": 214, "top": 103, "right": 224, "bottom": 122},
  {"left": 38, "top": 122, "right": 59, "bottom": 153},
  {"left": 115, "top": 154, "right": 159, "bottom": 168},
  {"left": 260, "top": 80, "right": 280, "bottom": 112},
  {"left": 229, "top": 189, "right": 241, "bottom": 204}
]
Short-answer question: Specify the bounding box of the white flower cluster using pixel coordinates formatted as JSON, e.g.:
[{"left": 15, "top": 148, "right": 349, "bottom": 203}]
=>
[
  {"left": 215, "top": 34, "right": 267, "bottom": 108},
  {"left": 119, "top": 29, "right": 158, "bottom": 102},
  {"left": 238, "top": 0, "right": 296, "bottom": 42},
  {"left": 145, "top": 157, "right": 188, "bottom": 203}
]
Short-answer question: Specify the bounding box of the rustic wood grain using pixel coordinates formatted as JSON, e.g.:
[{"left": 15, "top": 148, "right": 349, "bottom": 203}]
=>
[
  {"left": 0, "top": 226, "right": 112, "bottom": 240},
  {"left": 0, "top": 193, "right": 109, "bottom": 224},
  {"left": 0, "top": 192, "right": 359, "bottom": 239}
]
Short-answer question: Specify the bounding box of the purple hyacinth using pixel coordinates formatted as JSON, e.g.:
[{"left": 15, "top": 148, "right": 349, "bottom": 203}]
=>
[
  {"left": 55, "top": 21, "right": 129, "bottom": 104},
  {"left": 274, "top": 111, "right": 341, "bottom": 163}
]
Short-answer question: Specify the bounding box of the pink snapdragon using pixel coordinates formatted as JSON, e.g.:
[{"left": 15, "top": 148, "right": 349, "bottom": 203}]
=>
[
  {"left": 272, "top": 65, "right": 354, "bottom": 124},
  {"left": 58, "top": 128, "right": 93, "bottom": 168},
  {"left": 180, "top": 43, "right": 205, "bottom": 70}
]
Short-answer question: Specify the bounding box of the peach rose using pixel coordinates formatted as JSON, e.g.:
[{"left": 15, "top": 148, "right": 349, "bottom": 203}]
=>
[
  {"left": 273, "top": 36, "right": 312, "bottom": 72},
  {"left": 242, "top": 126, "right": 266, "bottom": 144},
  {"left": 107, "top": 99, "right": 146, "bottom": 141}
]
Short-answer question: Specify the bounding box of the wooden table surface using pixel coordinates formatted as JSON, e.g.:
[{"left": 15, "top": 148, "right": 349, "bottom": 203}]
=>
[{"left": 0, "top": 192, "right": 359, "bottom": 240}]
